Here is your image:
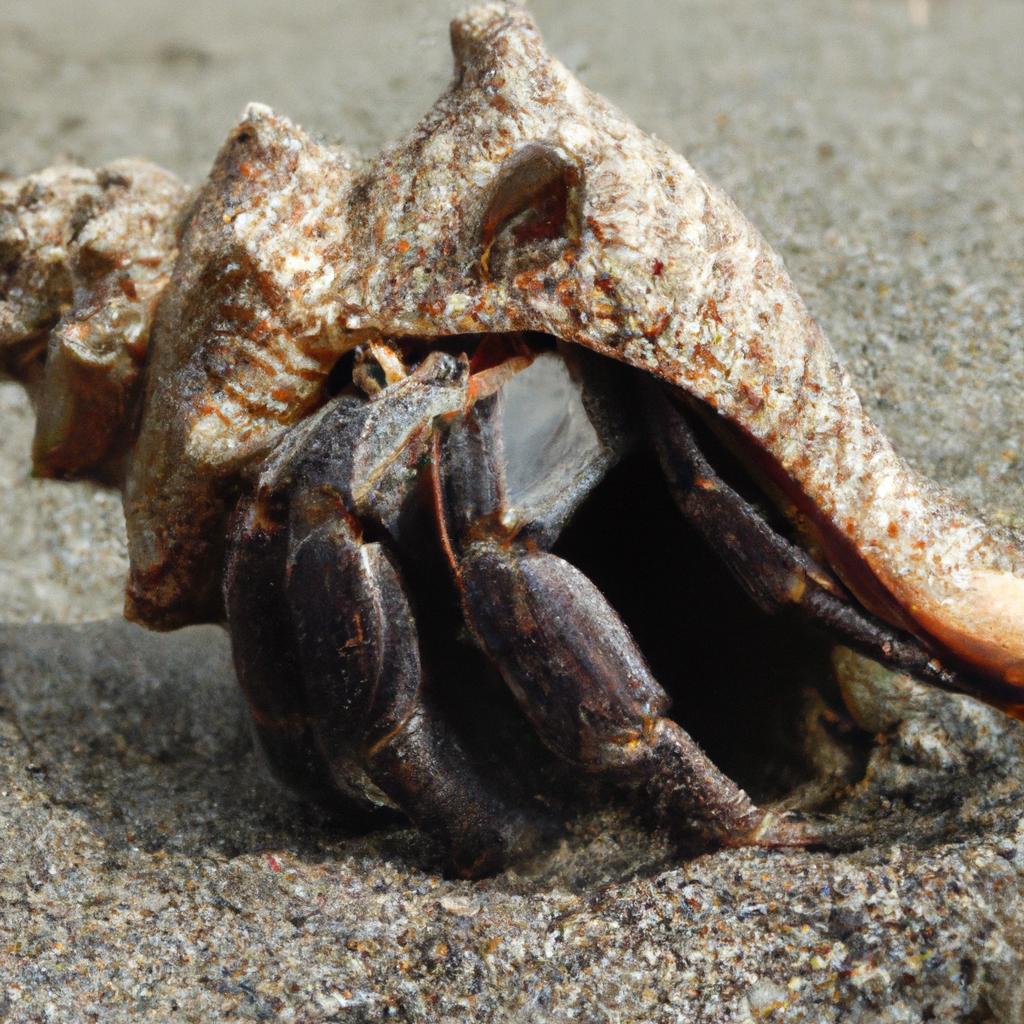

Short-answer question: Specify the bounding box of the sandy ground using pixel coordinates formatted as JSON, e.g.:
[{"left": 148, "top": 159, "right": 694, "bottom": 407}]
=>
[{"left": 1, "top": 2, "right": 1023, "bottom": 1021}]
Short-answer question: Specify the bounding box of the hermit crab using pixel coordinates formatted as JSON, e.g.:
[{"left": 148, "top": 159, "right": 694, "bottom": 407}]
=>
[{"left": 2, "top": 3, "right": 1022, "bottom": 876}]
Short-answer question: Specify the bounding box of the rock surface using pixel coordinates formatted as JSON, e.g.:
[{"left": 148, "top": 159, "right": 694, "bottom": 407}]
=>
[{"left": 1, "top": 1, "right": 1022, "bottom": 1021}]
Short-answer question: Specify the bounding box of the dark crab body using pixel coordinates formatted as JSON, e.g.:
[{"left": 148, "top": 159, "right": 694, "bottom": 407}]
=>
[{"left": 2, "top": 3, "right": 1022, "bottom": 875}]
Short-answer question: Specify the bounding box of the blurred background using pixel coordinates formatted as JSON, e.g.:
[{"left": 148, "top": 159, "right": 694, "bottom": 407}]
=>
[{"left": 2, "top": 0, "right": 1022, "bottom": 623}]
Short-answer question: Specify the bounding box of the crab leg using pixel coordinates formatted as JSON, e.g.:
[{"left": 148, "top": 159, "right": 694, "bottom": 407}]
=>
[
  {"left": 283, "top": 495, "right": 539, "bottom": 877},
  {"left": 643, "top": 381, "right": 981, "bottom": 698},
  {"left": 435, "top": 370, "right": 811, "bottom": 848},
  {"left": 226, "top": 361, "right": 548, "bottom": 876},
  {"left": 224, "top": 495, "right": 344, "bottom": 808}
]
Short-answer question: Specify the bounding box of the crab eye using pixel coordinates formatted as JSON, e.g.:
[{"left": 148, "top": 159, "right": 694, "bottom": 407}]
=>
[{"left": 477, "top": 143, "right": 581, "bottom": 281}]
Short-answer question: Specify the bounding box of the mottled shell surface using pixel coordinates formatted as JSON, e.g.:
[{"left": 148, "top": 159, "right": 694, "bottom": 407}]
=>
[{"left": 2, "top": 3, "right": 1022, "bottom": 696}]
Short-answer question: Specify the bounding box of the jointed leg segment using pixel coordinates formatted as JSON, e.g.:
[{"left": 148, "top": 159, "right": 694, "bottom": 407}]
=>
[
  {"left": 225, "top": 394, "right": 549, "bottom": 877},
  {"left": 644, "top": 383, "right": 970, "bottom": 695},
  {"left": 224, "top": 498, "right": 341, "bottom": 807},
  {"left": 436, "top": 386, "right": 813, "bottom": 847}
]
